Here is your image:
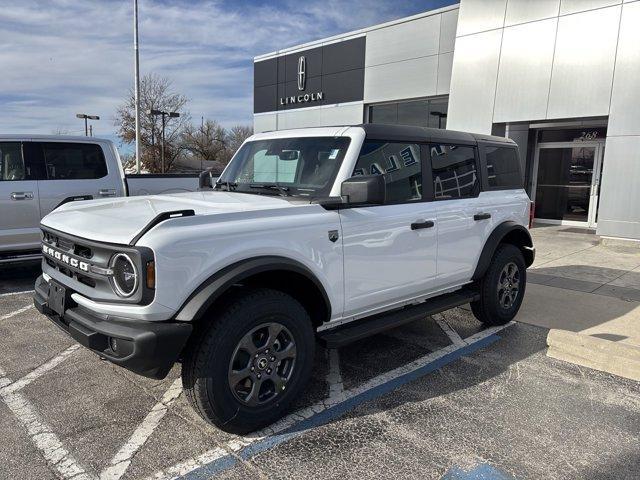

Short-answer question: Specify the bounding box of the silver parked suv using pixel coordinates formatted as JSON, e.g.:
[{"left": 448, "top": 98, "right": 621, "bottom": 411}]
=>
[{"left": 34, "top": 124, "right": 535, "bottom": 433}]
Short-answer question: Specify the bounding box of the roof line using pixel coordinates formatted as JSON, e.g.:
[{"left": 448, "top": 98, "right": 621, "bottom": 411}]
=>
[{"left": 254, "top": 3, "right": 460, "bottom": 61}]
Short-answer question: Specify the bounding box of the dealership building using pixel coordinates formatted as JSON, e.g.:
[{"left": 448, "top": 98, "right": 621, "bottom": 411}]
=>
[{"left": 253, "top": 0, "right": 640, "bottom": 242}]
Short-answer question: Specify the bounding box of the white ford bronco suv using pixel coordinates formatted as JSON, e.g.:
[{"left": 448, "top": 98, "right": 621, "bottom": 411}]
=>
[{"left": 34, "top": 124, "right": 534, "bottom": 433}]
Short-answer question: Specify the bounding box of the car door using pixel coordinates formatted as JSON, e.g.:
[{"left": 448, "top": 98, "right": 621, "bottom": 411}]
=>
[
  {"left": 340, "top": 141, "right": 438, "bottom": 319},
  {"left": 33, "top": 141, "right": 124, "bottom": 218},
  {"left": 0, "top": 141, "right": 42, "bottom": 253},
  {"left": 429, "top": 143, "right": 487, "bottom": 287}
]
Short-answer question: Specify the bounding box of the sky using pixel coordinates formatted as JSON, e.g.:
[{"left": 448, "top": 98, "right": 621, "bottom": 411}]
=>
[{"left": 0, "top": 0, "right": 455, "bottom": 149}]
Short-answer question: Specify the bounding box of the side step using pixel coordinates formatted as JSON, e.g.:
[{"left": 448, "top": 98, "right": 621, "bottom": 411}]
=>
[{"left": 319, "top": 288, "right": 479, "bottom": 348}]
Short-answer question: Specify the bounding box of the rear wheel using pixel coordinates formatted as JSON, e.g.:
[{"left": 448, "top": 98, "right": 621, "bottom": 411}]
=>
[
  {"left": 471, "top": 244, "right": 526, "bottom": 326},
  {"left": 181, "top": 288, "right": 315, "bottom": 434}
]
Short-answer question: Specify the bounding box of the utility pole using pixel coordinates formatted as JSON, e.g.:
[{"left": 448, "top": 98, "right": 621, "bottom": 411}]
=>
[
  {"left": 133, "top": 0, "right": 142, "bottom": 173},
  {"left": 147, "top": 109, "right": 180, "bottom": 173},
  {"left": 89, "top": 125, "right": 93, "bottom": 137}
]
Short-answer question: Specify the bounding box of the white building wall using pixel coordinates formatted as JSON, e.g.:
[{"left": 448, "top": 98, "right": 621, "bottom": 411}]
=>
[{"left": 448, "top": 0, "right": 640, "bottom": 240}]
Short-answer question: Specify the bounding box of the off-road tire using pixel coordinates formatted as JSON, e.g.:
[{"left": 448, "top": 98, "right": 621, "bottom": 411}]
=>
[
  {"left": 181, "top": 288, "right": 315, "bottom": 434},
  {"left": 471, "top": 244, "right": 526, "bottom": 326}
]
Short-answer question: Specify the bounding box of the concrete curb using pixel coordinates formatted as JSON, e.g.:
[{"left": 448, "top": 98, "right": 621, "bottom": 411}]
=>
[{"left": 547, "top": 329, "right": 640, "bottom": 382}]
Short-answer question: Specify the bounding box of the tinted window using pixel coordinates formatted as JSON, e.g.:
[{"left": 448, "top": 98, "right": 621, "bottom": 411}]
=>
[
  {"left": 41, "top": 143, "right": 107, "bottom": 180},
  {"left": 485, "top": 146, "right": 522, "bottom": 188},
  {"left": 0, "top": 142, "right": 25, "bottom": 181},
  {"left": 353, "top": 141, "right": 422, "bottom": 203},
  {"left": 430, "top": 145, "right": 478, "bottom": 199},
  {"left": 368, "top": 97, "right": 448, "bottom": 129}
]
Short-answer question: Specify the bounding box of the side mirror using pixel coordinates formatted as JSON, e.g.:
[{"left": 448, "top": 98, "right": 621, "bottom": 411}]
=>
[
  {"left": 341, "top": 175, "right": 385, "bottom": 205},
  {"left": 198, "top": 170, "right": 213, "bottom": 190}
]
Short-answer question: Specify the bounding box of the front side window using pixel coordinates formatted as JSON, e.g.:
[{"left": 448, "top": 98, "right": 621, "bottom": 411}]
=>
[
  {"left": 430, "top": 145, "right": 478, "bottom": 200},
  {"left": 0, "top": 142, "right": 25, "bottom": 181},
  {"left": 41, "top": 143, "right": 108, "bottom": 180},
  {"left": 218, "top": 137, "right": 351, "bottom": 198},
  {"left": 485, "top": 146, "right": 522, "bottom": 188},
  {"left": 353, "top": 141, "right": 422, "bottom": 203}
]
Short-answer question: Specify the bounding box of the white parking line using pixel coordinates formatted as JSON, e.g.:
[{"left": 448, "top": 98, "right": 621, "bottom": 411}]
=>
[
  {"left": 0, "top": 289, "right": 35, "bottom": 297},
  {"left": 0, "top": 304, "right": 33, "bottom": 321},
  {"left": 100, "top": 378, "right": 183, "bottom": 480},
  {"left": 1, "top": 345, "right": 80, "bottom": 395},
  {"left": 435, "top": 315, "right": 466, "bottom": 346},
  {"left": 149, "top": 322, "right": 512, "bottom": 480},
  {"left": 0, "top": 366, "right": 95, "bottom": 480}
]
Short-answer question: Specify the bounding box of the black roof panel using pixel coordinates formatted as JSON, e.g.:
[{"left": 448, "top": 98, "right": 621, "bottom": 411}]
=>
[{"left": 358, "top": 124, "right": 515, "bottom": 146}]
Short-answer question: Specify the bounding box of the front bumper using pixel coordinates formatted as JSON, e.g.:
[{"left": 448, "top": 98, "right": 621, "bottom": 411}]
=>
[{"left": 34, "top": 275, "right": 192, "bottom": 379}]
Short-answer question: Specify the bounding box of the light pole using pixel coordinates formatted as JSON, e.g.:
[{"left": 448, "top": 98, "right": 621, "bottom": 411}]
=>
[
  {"left": 147, "top": 109, "right": 180, "bottom": 173},
  {"left": 76, "top": 114, "right": 100, "bottom": 136},
  {"left": 133, "top": 0, "right": 142, "bottom": 173}
]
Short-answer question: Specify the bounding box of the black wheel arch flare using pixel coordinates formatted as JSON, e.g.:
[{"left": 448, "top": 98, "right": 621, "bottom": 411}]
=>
[
  {"left": 472, "top": 222, "right": 535, "bottom": 281},
  {"left": 174, "top": 256, "right": 332, "bottom": 323}
]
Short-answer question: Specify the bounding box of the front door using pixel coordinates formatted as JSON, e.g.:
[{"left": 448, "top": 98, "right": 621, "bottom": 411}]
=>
[
  {"left": 340, "top": 141, "right": 437, "bottom": 319},
  {"left": 533, "top": 141, "right": 605, "bottom": 228}
]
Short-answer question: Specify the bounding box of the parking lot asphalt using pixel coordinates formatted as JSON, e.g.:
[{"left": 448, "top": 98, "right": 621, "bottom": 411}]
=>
[{"left": 1, "top": 266, "right": 639, "bottom": 480}]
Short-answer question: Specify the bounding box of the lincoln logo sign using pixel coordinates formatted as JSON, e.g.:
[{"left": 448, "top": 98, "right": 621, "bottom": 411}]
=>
[{"left": 279, "top": 55, "right": 324, "bottom": 106}]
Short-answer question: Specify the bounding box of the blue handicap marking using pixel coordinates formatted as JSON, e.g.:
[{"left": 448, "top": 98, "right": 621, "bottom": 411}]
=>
[{"left": 441, "top": 463, "right": 515, "bottom": 480}]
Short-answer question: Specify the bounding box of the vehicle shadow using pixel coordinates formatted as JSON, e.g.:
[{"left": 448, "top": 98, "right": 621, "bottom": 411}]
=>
[{"left": 0, "top": 260, "right": 42, "bottom": 294}]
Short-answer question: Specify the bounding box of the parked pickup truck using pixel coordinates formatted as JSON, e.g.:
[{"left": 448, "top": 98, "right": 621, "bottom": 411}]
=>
[
  {"left": 33, "top": 124, "right": 535, "bottom": 433},
  {"left": 0, "top": 135, "right": 200, "bottom": 262}
]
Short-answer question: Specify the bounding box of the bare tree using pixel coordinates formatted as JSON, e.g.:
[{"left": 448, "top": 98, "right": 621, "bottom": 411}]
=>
[
  {"left": 115, "top": 73, "right": 191, "bottom": 172},
  {"left": 224, "top": 125, "right": 253, "bottom": 161},
  {"left": 181, "top": 120, "right": 227, "bottom": 161}
]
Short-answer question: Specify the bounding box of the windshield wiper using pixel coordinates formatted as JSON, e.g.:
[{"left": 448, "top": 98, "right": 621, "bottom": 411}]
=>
[
  {"left": 249, "top": 184, "right": 291, "bottom": 197},
  {"left": 214, "top": 180, "right": 238, "bottom": 191}
]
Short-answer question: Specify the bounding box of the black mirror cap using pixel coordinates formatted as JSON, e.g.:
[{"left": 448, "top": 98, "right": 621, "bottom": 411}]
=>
[
  {"left": 198, "top": 170, "right": 212, "bottom": 190},
  {"left": 341, "top": 175, "right": 386, "bottom": 205}
]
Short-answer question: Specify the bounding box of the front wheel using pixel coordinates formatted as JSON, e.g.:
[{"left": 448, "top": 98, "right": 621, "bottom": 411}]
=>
[
  {"left": 181, "top": 288, "right": 315, "bottom": 434},
  {"left": 471, "top": 244, "right": 526, "bottom": 326}
]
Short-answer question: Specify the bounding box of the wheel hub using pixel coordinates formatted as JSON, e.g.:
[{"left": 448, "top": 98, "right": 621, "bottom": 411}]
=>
[
  {"left": 497, "top": 261, "right": 520, "bottom": 309},
  {"left": 228, "top": 322, "right": 297, "bottom": 407}
]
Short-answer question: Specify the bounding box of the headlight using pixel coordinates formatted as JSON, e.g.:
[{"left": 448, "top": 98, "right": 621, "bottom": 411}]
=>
[{"left": 110, "top": 253, "right": 138, "bottom": 297}]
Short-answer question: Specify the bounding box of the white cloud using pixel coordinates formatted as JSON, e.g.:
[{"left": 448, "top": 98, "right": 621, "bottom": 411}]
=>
[{"left": 0, "top": 0, "right": 449, "bottom": 142}]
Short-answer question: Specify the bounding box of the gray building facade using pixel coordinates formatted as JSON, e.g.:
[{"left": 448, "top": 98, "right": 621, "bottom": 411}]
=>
[{"left": 253, "top": 1, "right": 640, "bottom": 242}]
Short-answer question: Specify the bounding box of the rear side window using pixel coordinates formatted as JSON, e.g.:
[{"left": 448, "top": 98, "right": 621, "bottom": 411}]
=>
[
  {"left": 0, "top": 142, "right": 25, "bottom": 181},
  {"left": 430, "top": 144, "right": 478, "bottom": 199},
  {"left": 40, "top": 143, "right": 108, "bottom": 180},
  {"left": 485, "top": 146, "right": 522, "bottom": 188},
  {"left": 353, "top": 141, "right": 422, "bottom": 203}
]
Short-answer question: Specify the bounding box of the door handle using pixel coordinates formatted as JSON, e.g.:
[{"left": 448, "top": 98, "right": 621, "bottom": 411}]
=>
[
  {"left": 473, "top": 213, "right": 491, "bottom": 221},
  {"left": 99, "top": 189, "right": 117, "bottom": 197},
  {"left": 10, "top": 192, "right": 34, "bottom": 200},
  {"left": 411, "top": 220, "right": 435, "bottom": 230}
]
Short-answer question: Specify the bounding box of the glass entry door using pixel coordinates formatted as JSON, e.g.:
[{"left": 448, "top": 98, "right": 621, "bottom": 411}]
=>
[{"left": 533, "top": 142, "right": 605, "bottom": 227}]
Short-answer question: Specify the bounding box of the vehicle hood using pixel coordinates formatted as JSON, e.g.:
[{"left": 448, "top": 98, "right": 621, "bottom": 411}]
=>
[{"left": 40, "top": 191, "right": 299, "bottom": 245}]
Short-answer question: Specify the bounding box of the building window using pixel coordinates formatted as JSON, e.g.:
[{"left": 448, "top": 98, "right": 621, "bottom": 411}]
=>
[{"left": 367, "top": 97, "right": 448, "bottom": 129}]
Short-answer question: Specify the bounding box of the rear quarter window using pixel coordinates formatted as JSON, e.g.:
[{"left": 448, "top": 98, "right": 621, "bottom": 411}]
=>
[
  {"left": 484, "top": 146, "right": 522, "bottom": 189},
  {"left": 41, "top": 142, "right": 108, "bottom": 180}
]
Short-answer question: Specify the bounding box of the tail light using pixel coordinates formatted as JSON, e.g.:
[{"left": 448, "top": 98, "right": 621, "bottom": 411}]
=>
[{"left": 528, "top": 201, "right": 535, "bottom": 229}]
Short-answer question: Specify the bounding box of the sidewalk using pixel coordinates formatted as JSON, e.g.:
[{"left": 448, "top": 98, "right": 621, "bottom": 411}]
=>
[{"left": 518, "top": 225, "right": 640, "bottom": 380}]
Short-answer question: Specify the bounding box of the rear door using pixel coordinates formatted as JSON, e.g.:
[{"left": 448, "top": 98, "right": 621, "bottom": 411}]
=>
[
  {"left": 340, "top": 141, "right": 438, "bottom": 318},
  {"left": 0, "top": 141, "right": 42, "bottom": 253},
  {"left": 33, "top": 141, "right": 124, "bottom": 218},
  {"left": 429, "top": 143, "right": 487, "bottom": 287}
]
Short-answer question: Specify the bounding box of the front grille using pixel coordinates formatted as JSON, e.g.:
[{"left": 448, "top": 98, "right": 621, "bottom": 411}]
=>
[
  {"left": 43, "top": 231, "right": 93, "bottom": 258},
  {"left": 42, "top": 230, "right": 97, "bottom": 289}
]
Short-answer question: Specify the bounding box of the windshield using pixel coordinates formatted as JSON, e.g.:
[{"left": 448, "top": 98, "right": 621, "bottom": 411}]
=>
[{"left": 216, "top": 136, "right": 351, "bottom": 198}]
